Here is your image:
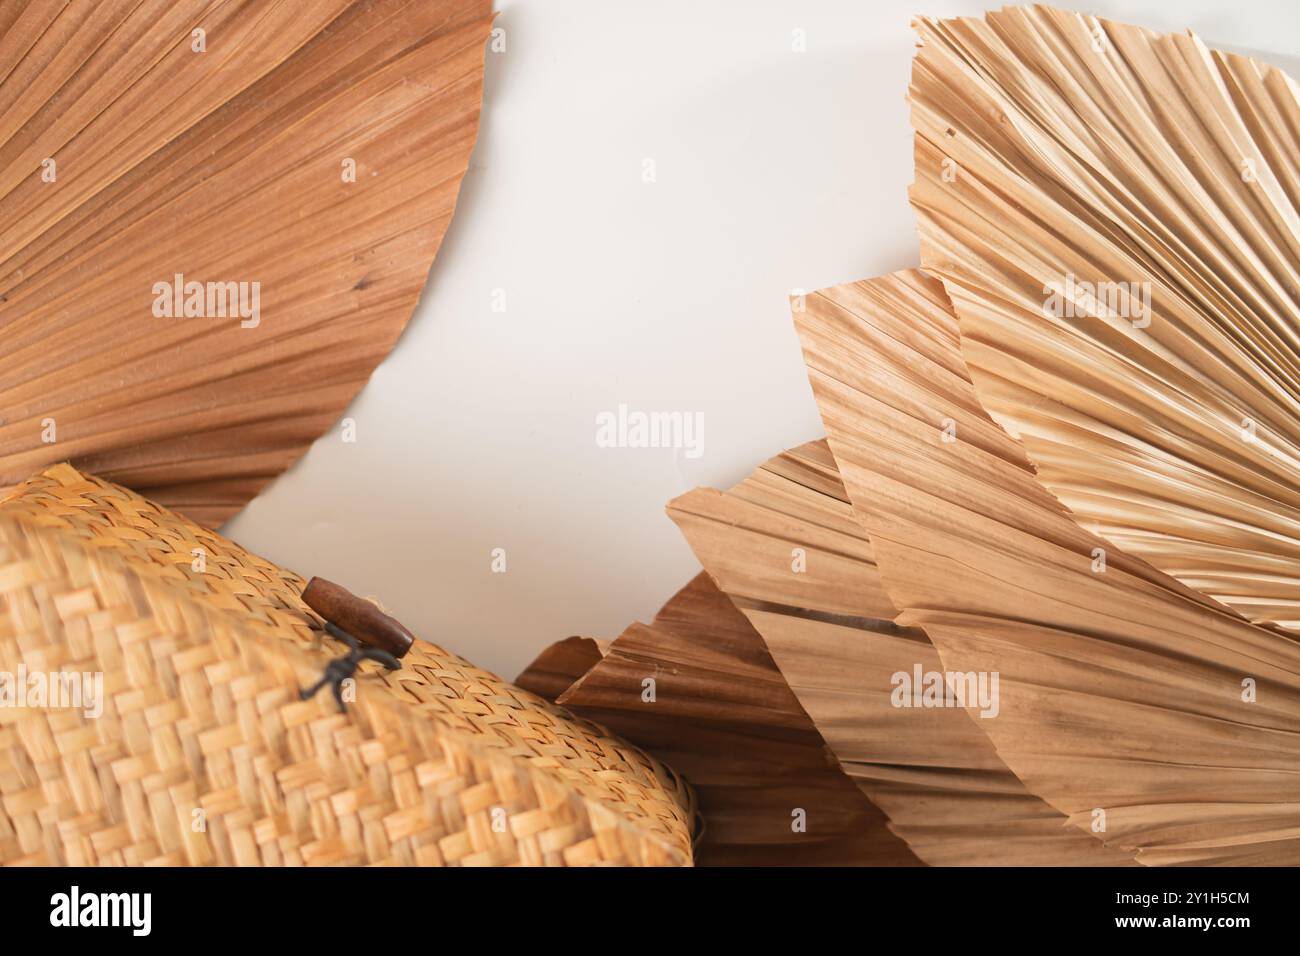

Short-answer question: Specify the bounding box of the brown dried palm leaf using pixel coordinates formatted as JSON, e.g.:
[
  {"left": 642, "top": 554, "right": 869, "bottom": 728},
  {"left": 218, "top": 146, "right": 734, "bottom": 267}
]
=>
[
  {"left": 670, "top": 437, "right": 1132, "bottom": 865},
  {"left": 0, "top": 0, "right": 491, "bottom": 526},
  {"left": 796, "top": 268, "right": 1300, "bottom": 865},
  {"left": 911, "top": 4, "right": 1300, "bottom": 628},
  {"left": 516, "top": 636, "right": 609, "bottom": 703},
  {"left": 553, "top": 573, "right": 920, "bottom": 866}
]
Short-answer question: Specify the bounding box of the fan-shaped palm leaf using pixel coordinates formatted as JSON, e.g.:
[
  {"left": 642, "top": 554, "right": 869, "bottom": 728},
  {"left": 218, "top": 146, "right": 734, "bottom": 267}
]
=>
[
  {"left": 0, "top": 0, "right": 491, "bottom": 525},
  {"left": 911, "top": 4, "right": 1300, "bottom": 627},
  {"left": 670, "top": 436, "right": 1131, "bottom": 864},
  {"left": 795, "top": 268, "right": 1300, "bottom": 865},
  {"left": 553, "top": 573, "right": 919, "bottom": 866}
]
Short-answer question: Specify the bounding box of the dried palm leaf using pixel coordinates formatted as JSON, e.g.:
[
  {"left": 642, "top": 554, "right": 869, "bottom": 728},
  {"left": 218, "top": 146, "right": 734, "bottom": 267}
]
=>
[
  {"left": 911, "top": 5, "right": 1300, "bottom": 628},
  {"left": 556, "top": 573, "right": 920, "bottom": 866},
  {"left": 0, "top": 0, "right": 491, "bottom": 526},
  {"left": 516, "top": 636, "right": 609, "bottom": 703},
  {"left": 796, "top": 268, "right": 1300, "bottom": 865},
  {"left": 669, "top": 440, "right": 896, "bottom": 623},
  {"left": 670, "top": 438, "right": 1132, "bottom": 865}
]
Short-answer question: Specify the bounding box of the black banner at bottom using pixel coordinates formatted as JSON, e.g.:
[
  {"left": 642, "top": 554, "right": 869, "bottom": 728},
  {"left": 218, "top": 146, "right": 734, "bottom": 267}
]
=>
[{"left": 0, "top": 865, "right": 1275, "bottom": 942}]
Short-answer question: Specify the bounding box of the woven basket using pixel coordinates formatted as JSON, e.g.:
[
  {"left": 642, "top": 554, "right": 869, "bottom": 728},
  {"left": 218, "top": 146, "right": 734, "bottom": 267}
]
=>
[{"left": 0, "top": 465, "right": 694, "bottom": 866}]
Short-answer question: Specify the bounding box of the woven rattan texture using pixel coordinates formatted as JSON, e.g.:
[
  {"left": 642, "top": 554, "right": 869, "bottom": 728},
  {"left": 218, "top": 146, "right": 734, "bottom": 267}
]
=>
[{"left": 0, "top": 465, "right": 693, "bottom": 865}]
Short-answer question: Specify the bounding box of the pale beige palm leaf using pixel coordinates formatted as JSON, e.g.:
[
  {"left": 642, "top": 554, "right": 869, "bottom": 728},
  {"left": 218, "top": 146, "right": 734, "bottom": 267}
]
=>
[{"left": 911, "top": 4, "right": 1300, "bottom": 627}]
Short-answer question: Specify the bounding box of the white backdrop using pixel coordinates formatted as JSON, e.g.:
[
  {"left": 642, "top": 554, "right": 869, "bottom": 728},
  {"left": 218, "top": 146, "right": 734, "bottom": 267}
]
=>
[{"left": 223, "top": 0, "right": 1300, "bottom": 678}]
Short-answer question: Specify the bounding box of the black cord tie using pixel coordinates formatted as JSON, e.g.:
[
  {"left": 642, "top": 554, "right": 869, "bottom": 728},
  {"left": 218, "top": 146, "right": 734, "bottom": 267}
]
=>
[{"left": 300, "top": 621, "right": 401, "bottom": 713}]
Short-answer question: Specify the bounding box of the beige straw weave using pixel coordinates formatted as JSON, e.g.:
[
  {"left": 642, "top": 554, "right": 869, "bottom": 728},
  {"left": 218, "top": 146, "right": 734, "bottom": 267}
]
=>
[{"left": 0, "top": 465, "right": 694, "bottom": 866}]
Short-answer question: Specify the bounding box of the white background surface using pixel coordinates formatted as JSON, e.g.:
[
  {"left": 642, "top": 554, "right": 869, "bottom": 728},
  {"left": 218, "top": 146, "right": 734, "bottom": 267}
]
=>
[{"left": 223, "top": 0, "right": 1300, "bottom": 678}]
